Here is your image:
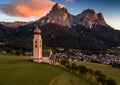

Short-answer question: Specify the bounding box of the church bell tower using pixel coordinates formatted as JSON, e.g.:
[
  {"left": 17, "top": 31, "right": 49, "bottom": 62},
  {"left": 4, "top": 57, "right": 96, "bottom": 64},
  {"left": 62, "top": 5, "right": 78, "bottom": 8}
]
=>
[{"left": 33, "top": 26, "right": 42, "bottom": 62}]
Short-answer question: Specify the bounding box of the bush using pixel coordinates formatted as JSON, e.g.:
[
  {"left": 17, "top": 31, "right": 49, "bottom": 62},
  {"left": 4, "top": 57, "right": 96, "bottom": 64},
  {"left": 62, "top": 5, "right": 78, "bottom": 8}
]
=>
[
  {"left": 106, "top": 78, "right": 116, "bottom": 85},
  {"left": 60, "top": 58, "right": 69, "bottom": 66}
]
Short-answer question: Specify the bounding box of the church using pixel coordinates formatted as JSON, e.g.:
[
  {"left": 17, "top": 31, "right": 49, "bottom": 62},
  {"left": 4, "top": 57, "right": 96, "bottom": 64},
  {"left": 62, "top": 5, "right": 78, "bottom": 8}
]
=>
[{"left": 32, "top": 26, "right": 58, "bottom": 65}]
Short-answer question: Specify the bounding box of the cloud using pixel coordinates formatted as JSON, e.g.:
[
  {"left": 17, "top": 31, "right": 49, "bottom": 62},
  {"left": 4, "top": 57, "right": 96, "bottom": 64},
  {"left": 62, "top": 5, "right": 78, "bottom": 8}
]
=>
[
  {"left": 0, "top": 0, "right": 55, "bottom": 18},
  {"left": 65, "top": 0, "right": 74, "bottom": 3}
]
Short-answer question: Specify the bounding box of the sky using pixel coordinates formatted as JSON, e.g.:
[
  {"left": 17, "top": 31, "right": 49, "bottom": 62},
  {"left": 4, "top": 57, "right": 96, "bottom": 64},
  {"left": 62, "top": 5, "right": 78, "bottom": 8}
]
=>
[{"left": 0, "top": 0, "right": 120, "bottom": 30}]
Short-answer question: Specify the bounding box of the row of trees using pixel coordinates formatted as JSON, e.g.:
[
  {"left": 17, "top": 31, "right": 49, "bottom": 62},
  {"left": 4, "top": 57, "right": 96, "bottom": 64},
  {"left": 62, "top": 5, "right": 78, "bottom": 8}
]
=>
[
  {"left": 60, "top": 59, "right": 117, "bottom": 85},
  {"left": 111, "top": 62, "right": 120, "bottom": 69}
]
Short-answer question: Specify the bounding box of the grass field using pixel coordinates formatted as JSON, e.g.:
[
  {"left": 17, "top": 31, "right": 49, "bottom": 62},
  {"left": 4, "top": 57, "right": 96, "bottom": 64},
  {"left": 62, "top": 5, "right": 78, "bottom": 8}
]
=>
[
  {"left": 0, "top": 54, "right": 94, "bottom": 85},
  {"left": 74, "top": 61, "right": 120, "bottom": 85}
]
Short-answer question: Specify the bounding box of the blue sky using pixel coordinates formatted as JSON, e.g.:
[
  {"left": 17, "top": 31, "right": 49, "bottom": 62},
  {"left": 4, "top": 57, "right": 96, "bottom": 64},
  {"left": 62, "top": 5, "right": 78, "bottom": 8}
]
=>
[{"left": 0, "top": 0, "right": 120, "bottom": 30}]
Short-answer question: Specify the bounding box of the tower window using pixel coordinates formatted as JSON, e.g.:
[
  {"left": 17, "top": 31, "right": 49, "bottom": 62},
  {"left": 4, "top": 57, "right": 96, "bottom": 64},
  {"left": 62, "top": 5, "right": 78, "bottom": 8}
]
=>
[{"left": 35, "top": 45, "right": 37, "bottom": 48}]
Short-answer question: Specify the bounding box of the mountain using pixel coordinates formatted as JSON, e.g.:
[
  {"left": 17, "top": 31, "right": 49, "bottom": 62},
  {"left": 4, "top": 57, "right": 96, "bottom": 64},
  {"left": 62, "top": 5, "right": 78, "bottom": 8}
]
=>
[
  {"left": 0, "top": 23, "right": 12, "bottom": 39},
  {"left": 37, "top": 3, "right": 108, "bottom": 28},
  {"left": 37, "top": 3, "right": 71, "bottom": 27},
  {"left": 74, "top": 9, "right": 108, "bottom": 28},
  {"left": 0, "top": 21, "right": 28, "bottom": 28},
  {"left": 0, "top": 3, "right": 120, "bottom": 54}
]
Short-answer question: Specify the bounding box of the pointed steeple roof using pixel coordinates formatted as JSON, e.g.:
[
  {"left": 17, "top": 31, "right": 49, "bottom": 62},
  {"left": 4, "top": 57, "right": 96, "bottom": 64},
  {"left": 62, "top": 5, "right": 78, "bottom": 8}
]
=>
[{"left": 34, "top": 26, "right": 41, "bottom": 34}]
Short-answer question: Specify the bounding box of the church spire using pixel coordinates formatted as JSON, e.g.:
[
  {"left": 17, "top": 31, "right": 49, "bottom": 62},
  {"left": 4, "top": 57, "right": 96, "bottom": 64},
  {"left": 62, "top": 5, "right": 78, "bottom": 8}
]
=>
[{"left": 34, "top": 26, "right": 41, "bottom": 35}]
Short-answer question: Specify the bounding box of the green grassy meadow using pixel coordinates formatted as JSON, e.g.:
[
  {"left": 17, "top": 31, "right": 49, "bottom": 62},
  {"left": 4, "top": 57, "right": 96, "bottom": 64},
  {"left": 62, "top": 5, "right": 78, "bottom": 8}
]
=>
[
  {"left": 0, "top": 54, "right": 94, "bottom": 85},
  {"left": 74, "top": 61, "right": 120, "bottom": 85}
]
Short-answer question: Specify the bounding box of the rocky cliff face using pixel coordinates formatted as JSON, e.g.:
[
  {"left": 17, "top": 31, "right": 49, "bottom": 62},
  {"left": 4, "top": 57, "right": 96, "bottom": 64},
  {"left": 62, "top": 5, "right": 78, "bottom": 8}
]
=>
[
  {"left": 37, "top": 3, "right": 71, "bottom": 27},
  {"left": 73, "top": 9, "right": 108, "bottom": 28},
  {"left": 37, "top": 3, "right": 108, "bottom": 28}
]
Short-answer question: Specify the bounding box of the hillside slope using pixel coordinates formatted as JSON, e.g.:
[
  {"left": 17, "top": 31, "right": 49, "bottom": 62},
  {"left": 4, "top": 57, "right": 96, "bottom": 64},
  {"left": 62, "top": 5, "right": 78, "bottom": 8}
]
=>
[
  {"left": 74, "top": 61, "right": 120, "bottom": 85},
  {"left": 0, "top": 54, "right": 95, "bottom": 85}
]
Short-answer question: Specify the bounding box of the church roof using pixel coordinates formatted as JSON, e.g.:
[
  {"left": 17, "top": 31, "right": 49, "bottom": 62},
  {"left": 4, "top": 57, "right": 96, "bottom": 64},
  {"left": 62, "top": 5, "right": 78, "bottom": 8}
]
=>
[
  {"left": 42, "top": 50, "right": 52, "bottom": 57},
  {"left": 34, "top": 26, "right": 41, "bottom": 34},
  {"left": 49, "top": 54, "right": 58, "bottom": 60}
]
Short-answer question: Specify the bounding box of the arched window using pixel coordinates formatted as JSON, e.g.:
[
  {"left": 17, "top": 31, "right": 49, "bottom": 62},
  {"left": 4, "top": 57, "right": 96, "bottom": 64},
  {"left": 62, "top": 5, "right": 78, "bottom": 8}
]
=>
[{"left": 35, "top": 45, "right": 37, "bottom": 48}]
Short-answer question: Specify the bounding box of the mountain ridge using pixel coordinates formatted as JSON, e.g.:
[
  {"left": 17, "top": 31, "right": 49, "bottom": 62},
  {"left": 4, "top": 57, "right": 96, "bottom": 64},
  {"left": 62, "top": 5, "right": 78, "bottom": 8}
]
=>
[
  {"left": 0, "top": 21, "right": 28, "bottom": 28},
  {"left": 37, "top": 3, "right": 108, "bottom": 28}
]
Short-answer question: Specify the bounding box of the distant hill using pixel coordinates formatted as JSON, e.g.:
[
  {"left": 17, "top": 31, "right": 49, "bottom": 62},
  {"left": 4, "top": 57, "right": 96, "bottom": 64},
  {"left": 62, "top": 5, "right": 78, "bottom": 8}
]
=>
[
  {"left": 0, "top": 3, "right": 120, "bottom": 53},
  {"left": 0, "top": 21, "right": 28, "bottom": 28}
]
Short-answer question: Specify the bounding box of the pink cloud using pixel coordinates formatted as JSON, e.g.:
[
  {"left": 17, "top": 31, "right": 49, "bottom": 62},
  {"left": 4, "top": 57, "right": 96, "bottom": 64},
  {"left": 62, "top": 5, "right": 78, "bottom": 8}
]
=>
[{"left": 0, "top": 0, "right": 56, "bottom": 18}]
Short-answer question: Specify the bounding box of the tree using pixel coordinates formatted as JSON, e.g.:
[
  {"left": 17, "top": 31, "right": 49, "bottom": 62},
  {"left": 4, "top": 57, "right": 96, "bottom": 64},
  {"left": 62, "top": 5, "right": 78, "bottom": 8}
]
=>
[
  {"left": 112, "top": 62, "right": 118, "bottom": 68},
  {"left": 78, "top": 65, "right": 88, "bottom": 78},
  {"left": 88, "top": 68, "right": 93, "bottom": 79},
  {"left": 94, "top": 70, "right": 101, "bottom": 83},
  {"left": 60, "top": 58, "right": 69, "bottom": 66},
  {"left": 112, "top": 62, "right": 120, "bottom": 68},
  {"left": 16, "top": 49, "right": 24, "bottom": 55},
  {"left": 106, "top": 78, "right": 117, "bottom": 85},
  {"left": 98, "top": 74, "right": 106, "bottom": 85},
  {"left": 66, "top": 63, "right": 72, "bottom": 71},
  {"left": 71, "top": 63, "right": 78, "bottom": 73}
]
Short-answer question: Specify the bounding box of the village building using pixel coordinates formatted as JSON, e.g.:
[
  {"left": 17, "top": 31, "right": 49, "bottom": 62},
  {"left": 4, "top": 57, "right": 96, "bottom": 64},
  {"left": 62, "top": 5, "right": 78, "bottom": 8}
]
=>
[{"left": 32, "top": 26, "right": 58, "bottom": 65}]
